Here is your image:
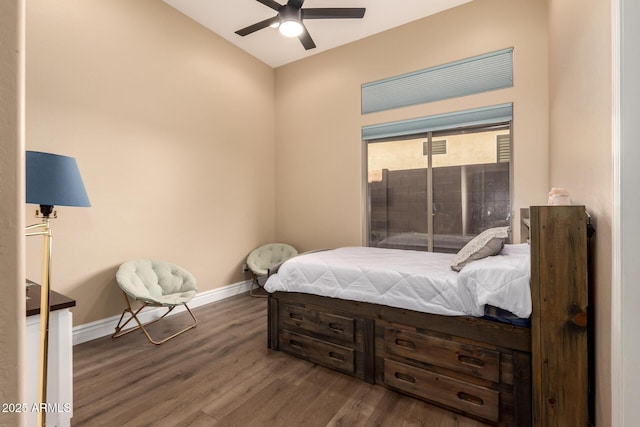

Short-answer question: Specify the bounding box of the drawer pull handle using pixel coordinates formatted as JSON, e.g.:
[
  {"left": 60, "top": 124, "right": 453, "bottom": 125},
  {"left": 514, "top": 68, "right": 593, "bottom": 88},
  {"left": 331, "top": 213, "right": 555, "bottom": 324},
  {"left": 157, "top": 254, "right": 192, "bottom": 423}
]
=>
[
  {"left": 289, "top": 312, "right": 303, "bottom": 321},
  {"left": 289, "top": 339, "right": 304, "bottom": 349},
  {"left": 328, "top": 352, "right": 345, "bottom": 362},
  {"left": 395, "top": 339, "right": 416, "bottom": 350},
  {"left": 394, "top": 372, "right": 416, "bottom": 384},
  {"left": 458, "top": 355, "right": 484, "bottom": 367},
  {"left": 329, "top": 323, "right": 344, "bottom": 333},
  {"left": 457, "top": 392, "right": 484, "bottom": 407}
]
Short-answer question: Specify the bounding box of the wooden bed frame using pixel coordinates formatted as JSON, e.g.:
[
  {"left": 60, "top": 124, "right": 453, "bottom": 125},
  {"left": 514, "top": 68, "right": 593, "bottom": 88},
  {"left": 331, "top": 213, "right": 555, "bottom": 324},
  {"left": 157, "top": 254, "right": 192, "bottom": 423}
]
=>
[{"left": 267, "top": 206, "right": 590, "bottom": 426}]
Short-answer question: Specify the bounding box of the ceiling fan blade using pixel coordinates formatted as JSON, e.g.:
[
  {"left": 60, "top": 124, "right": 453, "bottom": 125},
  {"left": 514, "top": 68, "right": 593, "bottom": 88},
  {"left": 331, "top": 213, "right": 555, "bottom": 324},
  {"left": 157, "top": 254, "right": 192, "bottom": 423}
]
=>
[
  {"left": 235, "top": 16, "right": 280, "bottom": 36},
  {"left": 298, "top": 24, "right": 316, "bottom": 50},
  {"left": 302, "top": 8, "right": 366, "bottom": 19},
  {"left": 287, "top": 0, "right": 305, "bottom": 8},
  {"left": 256, "top": 0, "right": 283, "bottom": 12}
]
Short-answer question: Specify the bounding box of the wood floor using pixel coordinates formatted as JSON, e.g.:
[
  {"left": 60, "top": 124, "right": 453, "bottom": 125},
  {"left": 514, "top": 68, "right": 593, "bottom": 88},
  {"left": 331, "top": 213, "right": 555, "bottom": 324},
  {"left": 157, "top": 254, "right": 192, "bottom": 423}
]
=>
[{"left": 72, "top": 293, "right": 490, "bottom": 426}]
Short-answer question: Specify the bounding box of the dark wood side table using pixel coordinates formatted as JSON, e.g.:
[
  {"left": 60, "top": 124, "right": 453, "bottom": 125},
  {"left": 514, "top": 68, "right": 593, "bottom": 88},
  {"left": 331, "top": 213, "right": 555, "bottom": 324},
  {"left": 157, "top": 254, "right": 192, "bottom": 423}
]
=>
[{"left": 26, "top": 279, "right": 76, "bottom": 316}]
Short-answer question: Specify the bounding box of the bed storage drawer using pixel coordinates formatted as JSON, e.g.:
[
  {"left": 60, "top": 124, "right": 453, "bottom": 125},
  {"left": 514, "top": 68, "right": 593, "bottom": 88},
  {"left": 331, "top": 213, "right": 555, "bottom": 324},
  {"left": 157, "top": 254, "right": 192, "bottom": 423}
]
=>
[
  {"left": 280, "top": 330, "right": 355, "bottom": 374},
  {"left": 384, "top": 358, "right": 500, "bottom": 422},
  {"left": 384, "top": 328, "right": 500, "bottom": 383},
  {"left": 280, "top": 303, "right": 355, "bottom": 343}
]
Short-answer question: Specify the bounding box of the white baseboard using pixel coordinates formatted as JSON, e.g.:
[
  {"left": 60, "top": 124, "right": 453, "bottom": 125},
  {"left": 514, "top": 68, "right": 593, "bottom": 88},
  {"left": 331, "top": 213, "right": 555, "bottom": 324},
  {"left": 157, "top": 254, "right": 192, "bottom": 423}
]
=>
[{"left": 72, "top": 279, "right": 253, "bottom": 345}]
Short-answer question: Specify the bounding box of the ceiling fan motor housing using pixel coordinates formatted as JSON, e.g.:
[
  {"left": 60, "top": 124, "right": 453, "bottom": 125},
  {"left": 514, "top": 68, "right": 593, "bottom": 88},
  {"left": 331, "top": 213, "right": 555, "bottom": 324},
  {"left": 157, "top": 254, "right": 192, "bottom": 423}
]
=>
[{"left": 280, "top": 4, "right": 302, "bottom": 23}]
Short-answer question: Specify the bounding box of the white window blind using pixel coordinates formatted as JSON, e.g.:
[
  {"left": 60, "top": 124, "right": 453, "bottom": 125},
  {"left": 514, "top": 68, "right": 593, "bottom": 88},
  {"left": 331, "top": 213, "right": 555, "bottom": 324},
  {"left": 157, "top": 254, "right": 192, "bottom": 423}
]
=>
[
  {"left": 361, "top": 48, "right": 513, "bottom": 114},
  {"left": 362, "top": 103, "right": 513, "bottom": 141}
]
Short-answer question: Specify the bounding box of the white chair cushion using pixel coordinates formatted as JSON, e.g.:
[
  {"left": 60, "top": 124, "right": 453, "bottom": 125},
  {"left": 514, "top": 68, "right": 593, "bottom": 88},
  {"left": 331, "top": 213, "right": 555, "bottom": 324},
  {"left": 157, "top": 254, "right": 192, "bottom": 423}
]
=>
[
  {"left": 247, "top": 243, "right": 298, "bottom": 276},
  {"left": 116, "top": 259, "right": 197, "bottom": 306}
]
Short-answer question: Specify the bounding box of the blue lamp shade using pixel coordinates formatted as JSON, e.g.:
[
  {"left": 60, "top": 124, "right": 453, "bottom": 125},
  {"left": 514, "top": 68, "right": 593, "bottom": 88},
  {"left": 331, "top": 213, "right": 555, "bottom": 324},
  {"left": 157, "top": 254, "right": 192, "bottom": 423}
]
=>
[{"left": 26, "top": 151, "right": 91, "bottom": 208}]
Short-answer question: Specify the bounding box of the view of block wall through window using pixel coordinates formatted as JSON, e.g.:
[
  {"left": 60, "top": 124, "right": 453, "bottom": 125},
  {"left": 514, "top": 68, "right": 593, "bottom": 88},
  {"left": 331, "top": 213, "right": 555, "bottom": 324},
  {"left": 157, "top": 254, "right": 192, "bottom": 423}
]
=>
[{"left": 367, "top": 126, "right": 511, "bottom": 253}]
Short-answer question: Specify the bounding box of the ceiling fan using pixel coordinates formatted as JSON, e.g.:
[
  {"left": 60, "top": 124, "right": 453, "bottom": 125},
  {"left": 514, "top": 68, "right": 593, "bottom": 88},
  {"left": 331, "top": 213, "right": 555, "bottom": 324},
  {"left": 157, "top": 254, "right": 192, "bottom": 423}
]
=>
[{"left": 235, "top": 0, "right": 366, "bottom": 50}]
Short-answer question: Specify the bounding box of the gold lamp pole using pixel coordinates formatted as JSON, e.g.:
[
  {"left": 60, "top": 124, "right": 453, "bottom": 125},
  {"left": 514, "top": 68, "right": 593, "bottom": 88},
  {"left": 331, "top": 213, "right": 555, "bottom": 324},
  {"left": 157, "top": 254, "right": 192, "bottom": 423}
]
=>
[
  {"left": 25, "top": 151, "right": 91, "bottom": 427},
  {"left": 25, "top": 213, "right": 53, "bottom": 427}
]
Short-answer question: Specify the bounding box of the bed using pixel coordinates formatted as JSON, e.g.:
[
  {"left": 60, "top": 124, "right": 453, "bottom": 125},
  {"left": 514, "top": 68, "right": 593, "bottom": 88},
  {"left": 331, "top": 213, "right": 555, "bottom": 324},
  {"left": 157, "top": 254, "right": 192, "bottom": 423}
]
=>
[{"left": 265, "top": 206, "right": 590, "bottom": 426}]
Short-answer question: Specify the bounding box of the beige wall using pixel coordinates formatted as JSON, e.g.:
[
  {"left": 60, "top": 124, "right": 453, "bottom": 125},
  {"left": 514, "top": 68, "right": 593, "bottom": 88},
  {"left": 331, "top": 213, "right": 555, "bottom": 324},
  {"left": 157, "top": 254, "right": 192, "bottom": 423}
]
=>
[
  {"left": 367, "top": 131, "right": 509, "bottom": 173},
  {"left": 0, "top": 0, "right": 26, "bottom": 425},
  {"left": 25, "top": 0, "right": 276, "bottom": 326},
  {"left": 275, "top": 0, "right": 549, "bottom": 250},
  {"left": 547, "top": 0, "right": 612, "bottom": 425}
]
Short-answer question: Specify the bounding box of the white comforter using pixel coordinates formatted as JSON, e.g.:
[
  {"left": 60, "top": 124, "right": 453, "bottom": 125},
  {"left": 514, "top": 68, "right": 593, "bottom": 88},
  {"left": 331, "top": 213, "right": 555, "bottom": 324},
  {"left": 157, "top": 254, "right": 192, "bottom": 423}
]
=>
[{"left": 264, "top": 244, "right": 531, "bottom": 318}]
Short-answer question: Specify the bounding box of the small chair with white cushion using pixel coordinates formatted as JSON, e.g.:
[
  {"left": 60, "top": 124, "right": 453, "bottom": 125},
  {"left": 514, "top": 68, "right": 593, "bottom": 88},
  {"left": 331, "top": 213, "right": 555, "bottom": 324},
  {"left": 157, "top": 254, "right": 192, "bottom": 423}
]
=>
[
  {"left": 112, "top": 259, "right": 198, "bottom": 345},
  {"left": 246, "top": 243, "right": 298, "bottom": 297}
]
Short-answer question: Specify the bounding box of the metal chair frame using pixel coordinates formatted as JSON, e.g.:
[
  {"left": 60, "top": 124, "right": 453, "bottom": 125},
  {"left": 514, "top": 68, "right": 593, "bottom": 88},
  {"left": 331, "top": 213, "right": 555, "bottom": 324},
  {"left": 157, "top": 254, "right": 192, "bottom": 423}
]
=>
[
  {"left": 249, "top": 268, "right": 273, "bottom": 298},
  {"left": 112, "top": 291, "right": 197, "bottom": 345}
]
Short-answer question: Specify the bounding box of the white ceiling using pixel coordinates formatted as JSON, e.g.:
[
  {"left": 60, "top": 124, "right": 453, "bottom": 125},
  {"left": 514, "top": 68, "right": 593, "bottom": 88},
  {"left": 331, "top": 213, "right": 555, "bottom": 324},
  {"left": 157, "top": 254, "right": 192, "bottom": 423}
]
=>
[{"left": 162, "top": 0, "right": 472, "bottom": 68}]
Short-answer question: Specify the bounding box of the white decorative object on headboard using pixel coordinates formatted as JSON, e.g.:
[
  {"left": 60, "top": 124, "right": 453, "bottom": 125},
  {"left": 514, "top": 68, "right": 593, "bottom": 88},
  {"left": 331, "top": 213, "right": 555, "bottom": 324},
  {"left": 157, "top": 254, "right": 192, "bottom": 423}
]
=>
[{"left": 548, "top": 188, "right": 571, "bottom": 205}]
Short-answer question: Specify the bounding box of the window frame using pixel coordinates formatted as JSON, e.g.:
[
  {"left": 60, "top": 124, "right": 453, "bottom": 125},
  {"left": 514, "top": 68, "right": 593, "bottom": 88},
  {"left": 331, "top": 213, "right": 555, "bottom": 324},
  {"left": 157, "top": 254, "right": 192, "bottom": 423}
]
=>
[{"left": 363, "top": 121, "right": 513, "bottom": 251}]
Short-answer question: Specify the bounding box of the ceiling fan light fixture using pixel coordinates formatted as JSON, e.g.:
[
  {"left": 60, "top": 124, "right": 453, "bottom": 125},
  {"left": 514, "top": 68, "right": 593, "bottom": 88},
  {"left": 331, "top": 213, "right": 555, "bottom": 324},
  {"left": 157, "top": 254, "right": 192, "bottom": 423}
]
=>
[
  {"left": 235, "top": 1, "right": 366, "bottom": 51},
  {"left": 279, "top": 19, "right": 303, "bottom": 37}
]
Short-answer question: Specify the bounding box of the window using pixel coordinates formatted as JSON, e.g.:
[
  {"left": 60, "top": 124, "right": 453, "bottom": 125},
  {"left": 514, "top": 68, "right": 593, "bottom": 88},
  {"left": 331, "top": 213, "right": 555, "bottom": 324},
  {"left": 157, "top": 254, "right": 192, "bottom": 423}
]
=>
[
  {"left": 366, "top": 123, "right": 511, "bottom": 253},
  {"left": 424, "top": 139, "right": 447, "bottom": 156},
  {"left": 497, "top": 134, "right": 511, "bottom": 163}
]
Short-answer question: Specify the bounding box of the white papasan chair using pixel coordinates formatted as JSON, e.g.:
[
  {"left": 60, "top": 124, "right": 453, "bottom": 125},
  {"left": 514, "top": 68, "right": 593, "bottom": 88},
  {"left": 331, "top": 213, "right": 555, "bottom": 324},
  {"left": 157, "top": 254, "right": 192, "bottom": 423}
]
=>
[
  {"left": 246, "top": 243, "right": 298, "bottom": 297},
  {"left": 112, "top": 259, "right": 198, "bottom": 345}
]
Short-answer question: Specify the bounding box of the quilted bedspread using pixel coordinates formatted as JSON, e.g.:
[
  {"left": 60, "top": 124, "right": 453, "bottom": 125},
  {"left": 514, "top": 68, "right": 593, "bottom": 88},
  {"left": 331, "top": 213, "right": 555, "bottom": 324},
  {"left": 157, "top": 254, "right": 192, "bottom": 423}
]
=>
[{"left": 264, "top": 245, "right": 531, "bottom": 318}]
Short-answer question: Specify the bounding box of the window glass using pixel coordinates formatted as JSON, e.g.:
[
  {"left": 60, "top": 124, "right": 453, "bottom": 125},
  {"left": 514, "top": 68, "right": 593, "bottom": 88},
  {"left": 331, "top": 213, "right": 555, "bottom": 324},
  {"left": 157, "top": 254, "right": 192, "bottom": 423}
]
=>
[{"left": 367, "top": 125, "right": 511, "bottom": 253}]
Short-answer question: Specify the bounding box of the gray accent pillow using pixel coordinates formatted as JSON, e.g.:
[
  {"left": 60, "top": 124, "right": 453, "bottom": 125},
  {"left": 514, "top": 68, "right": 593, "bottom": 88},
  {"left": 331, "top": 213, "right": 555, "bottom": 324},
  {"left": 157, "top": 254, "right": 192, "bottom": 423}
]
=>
[{"left": 450, "top": 226, "right": 510, "bottom": 272}]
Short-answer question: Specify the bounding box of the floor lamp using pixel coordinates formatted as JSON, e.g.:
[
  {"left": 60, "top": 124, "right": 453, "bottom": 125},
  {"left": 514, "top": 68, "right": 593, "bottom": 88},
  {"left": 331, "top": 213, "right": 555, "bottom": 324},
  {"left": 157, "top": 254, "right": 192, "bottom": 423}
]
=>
[{"left": 25, "top": 151, "right": 90, "bottom": 427}]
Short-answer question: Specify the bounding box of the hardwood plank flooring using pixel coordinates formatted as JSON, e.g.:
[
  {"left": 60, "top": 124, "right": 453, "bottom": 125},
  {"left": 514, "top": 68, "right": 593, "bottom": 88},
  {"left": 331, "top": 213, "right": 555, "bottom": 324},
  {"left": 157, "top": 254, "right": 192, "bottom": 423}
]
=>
[{"left": 72, "top": 293, "right": 490, "bottom": 426}]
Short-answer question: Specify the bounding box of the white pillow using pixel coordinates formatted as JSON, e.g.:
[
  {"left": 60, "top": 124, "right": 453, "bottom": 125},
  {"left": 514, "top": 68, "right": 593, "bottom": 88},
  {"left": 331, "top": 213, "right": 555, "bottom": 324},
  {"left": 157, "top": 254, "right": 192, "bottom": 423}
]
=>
[{"left": 451, "top": 226, "right": 510, "bottom": 272}]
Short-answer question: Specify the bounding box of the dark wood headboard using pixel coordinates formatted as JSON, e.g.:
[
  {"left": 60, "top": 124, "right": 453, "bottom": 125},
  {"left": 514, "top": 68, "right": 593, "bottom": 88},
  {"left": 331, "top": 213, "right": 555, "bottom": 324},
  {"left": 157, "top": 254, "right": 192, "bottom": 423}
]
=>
[{"left": 522, "top": 205, "right": 590, "bottom": 426}]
